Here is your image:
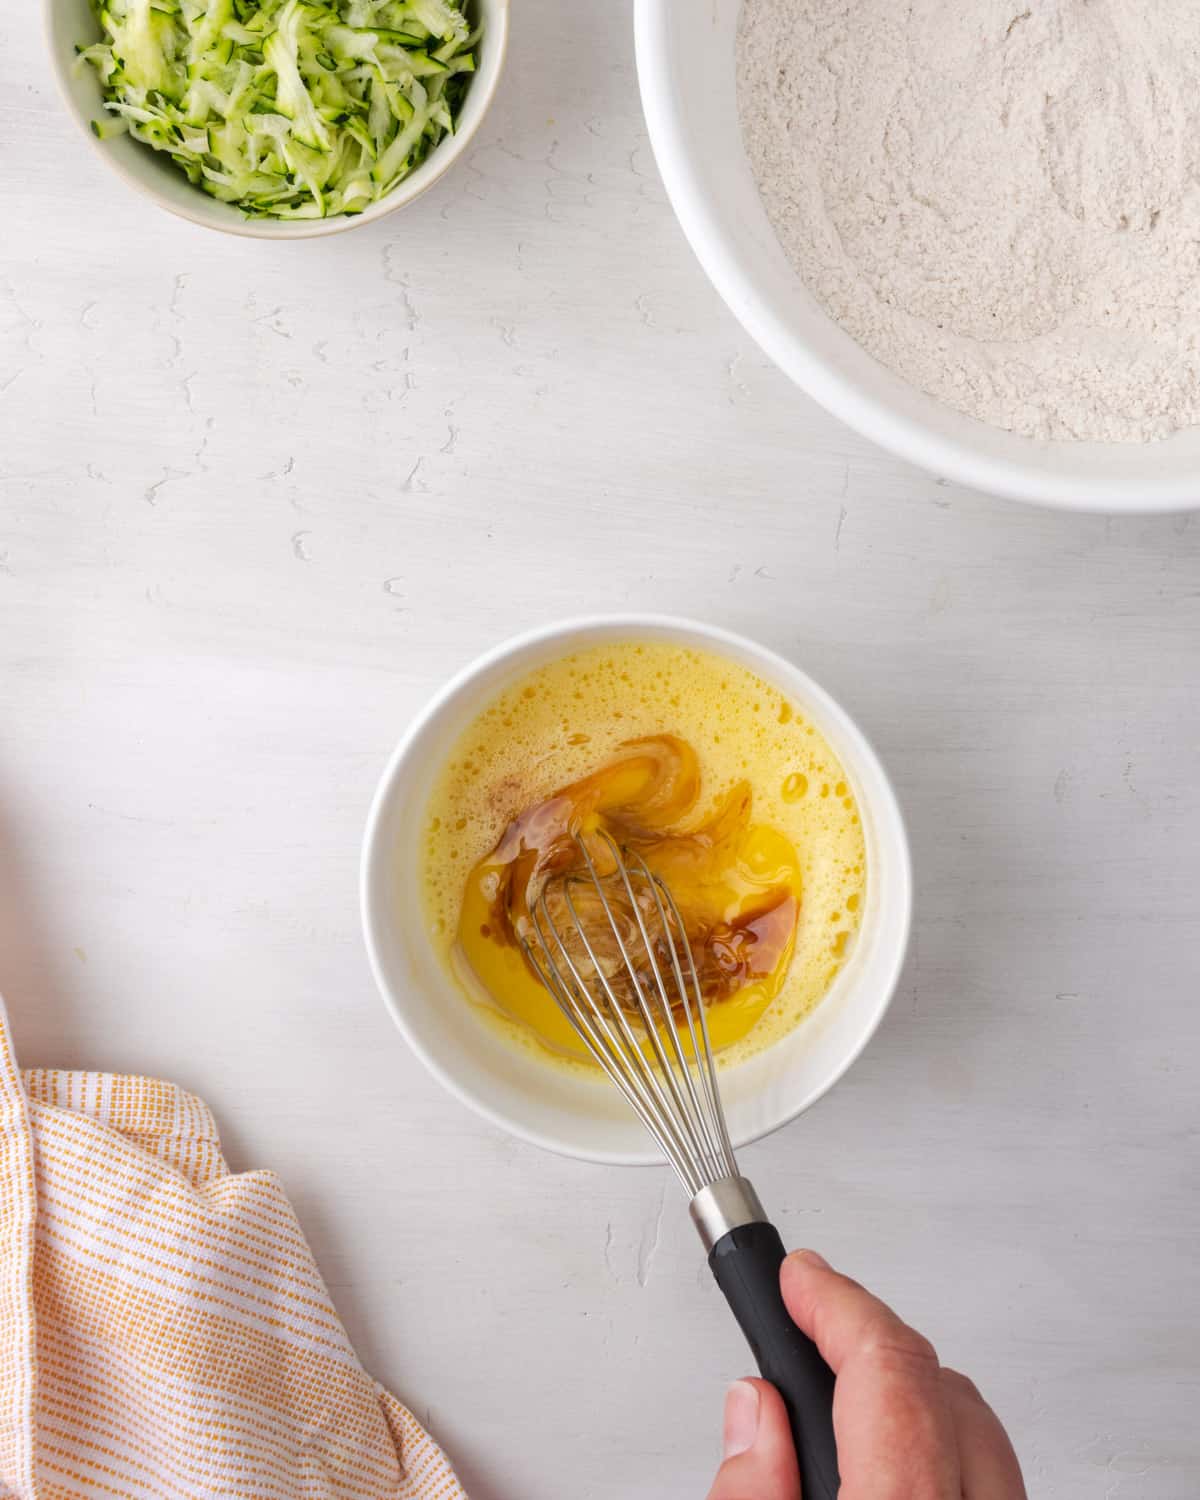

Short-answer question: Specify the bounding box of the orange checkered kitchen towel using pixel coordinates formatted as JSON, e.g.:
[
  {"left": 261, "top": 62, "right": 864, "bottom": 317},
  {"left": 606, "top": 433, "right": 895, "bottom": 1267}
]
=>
[{"left": 0, "top": 1000, "right": 465, "bottom": 1499}]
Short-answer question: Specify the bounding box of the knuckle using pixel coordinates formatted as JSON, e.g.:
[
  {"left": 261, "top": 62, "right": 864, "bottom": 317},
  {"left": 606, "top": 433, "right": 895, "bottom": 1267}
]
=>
[
  {"left": 941, "top": 1367, "right": 986, "bottom": 1404},
  {"left": 862, "top": 1314, "right": 939, "bottom": 1370}
]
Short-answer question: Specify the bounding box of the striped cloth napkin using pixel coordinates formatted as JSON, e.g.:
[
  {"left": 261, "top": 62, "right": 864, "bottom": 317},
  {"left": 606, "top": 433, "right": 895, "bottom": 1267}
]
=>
[{"left": 0, "top": 999, "right": 465, "bottom": 1499}]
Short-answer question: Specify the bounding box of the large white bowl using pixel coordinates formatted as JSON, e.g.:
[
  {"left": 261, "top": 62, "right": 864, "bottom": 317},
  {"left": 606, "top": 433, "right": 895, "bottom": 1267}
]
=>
[
  {"left": 635, "top": 0, "right": 1200, "bottom": 514},
  {"left": 44, "top": 0, "right": 508, "bottom": 239},
  {"left": 361, "top": 615, "right": 912, "bottom": 1164}
]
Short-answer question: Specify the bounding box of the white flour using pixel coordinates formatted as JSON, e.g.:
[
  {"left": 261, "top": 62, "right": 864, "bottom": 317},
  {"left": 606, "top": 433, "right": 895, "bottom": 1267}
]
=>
[{"left": 736, "top": 0, "right": 1200, "bottom": 442}]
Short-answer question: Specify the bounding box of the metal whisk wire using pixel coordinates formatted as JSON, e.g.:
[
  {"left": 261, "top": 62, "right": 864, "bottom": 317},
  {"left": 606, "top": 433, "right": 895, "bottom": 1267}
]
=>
[{"left": 519, "top": 830, "right": 737, "bottom": 1196}]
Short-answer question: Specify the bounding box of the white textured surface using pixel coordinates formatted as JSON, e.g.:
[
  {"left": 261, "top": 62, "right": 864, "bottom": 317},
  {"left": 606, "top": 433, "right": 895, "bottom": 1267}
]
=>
[{"left": 2, "top": 3, "right": 1198, "bottom": 1497}]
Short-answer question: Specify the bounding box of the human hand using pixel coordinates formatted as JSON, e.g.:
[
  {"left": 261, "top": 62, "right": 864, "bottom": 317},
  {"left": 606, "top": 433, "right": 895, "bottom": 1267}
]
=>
[{"left": 706, "top": 1250, "right": 1027, "bottom": 1499}]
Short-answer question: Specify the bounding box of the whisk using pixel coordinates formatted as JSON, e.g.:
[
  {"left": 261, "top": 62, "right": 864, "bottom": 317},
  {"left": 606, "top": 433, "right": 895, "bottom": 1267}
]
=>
[{"left": 519, "top": 830, "right": 839, "bottom": 1500}]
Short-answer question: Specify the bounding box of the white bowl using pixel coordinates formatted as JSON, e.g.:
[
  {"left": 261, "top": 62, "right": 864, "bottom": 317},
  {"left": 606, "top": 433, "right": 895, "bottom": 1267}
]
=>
[
  {"left": 44, "top": 0, "right": 508, "bottom": 239},
  {"left": 361, "top": 615, "right": 912, "bottom": 1164},
  {"left": 635, "top": 0, "right": 1200, "bottom": 514}
]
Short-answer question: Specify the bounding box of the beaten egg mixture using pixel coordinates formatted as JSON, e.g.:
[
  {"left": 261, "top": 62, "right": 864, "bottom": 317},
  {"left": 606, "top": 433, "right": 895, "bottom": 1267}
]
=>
[{"left": 421, "top": 642, "right": 866, "bottom": 1071}]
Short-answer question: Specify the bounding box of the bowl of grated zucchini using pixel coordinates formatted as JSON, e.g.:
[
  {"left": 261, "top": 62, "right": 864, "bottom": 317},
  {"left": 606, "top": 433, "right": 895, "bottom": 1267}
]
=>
[{"left": 45, "top": 0, "right": 508, "bottom": 237}]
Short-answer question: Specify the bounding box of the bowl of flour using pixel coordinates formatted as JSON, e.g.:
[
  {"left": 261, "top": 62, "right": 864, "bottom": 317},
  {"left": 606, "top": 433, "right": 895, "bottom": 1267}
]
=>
[{"left": 635, "top": 0, "right": 1200, "bottom": 511}]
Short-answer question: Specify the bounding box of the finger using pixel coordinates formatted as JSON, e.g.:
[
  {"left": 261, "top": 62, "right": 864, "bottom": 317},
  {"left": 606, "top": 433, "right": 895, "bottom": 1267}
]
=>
[
  {"left": 780, "top": 1251, "right": 960, "bottom": 1500},
  {"left": 705, "top": 1378, "right": 802, "bottom": 1500},
  {"left": 941, "top": 1370, "right": 1028, "bottom": 1499},
  {"left": 780, "top": 1250, "right": 940, "bottom": 1375}
]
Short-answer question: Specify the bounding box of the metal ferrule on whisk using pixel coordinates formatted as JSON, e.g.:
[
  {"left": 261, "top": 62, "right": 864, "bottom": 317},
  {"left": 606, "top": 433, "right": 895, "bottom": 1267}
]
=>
[{"left": 689, "top": 1175, "right": 768, "bottom": 1253}]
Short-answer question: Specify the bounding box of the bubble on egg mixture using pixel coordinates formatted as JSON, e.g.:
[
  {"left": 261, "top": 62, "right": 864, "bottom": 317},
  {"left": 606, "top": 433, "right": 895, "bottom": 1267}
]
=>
[{"left": 420, "top": 641, "right": 867, "bottom": 1070}]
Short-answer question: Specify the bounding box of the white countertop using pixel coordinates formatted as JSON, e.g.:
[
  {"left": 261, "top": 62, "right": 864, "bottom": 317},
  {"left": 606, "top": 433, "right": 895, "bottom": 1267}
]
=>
[{"left": 3, "top": 3, "right": 1198, "bottom": 1496}]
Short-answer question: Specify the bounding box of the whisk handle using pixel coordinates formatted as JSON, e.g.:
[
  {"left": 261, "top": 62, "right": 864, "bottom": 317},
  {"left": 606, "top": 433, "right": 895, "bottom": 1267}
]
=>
[{"left": 710, "top": 1220, "right": 839, "bottom": 1500}]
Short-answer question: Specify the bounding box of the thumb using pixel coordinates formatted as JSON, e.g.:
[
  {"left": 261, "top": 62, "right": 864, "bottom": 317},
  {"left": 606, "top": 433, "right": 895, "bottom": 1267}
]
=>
[{"left": 706, "top": 1378, "right": 802, "bottom": 1500}]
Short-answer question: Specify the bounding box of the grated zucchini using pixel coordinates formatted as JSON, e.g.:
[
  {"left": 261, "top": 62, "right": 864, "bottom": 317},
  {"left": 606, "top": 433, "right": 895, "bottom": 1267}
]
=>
[{"left": 77, "top": 0, "right": 478, "bottom": 219}]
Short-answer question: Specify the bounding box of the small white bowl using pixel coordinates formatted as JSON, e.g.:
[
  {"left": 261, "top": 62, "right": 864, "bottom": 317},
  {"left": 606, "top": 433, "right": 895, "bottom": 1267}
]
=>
[
  {"left": 361, "top": 615, "right": 912, "bottom": 1164},
  {"left": 44, "top": 0, "right": 508, "bottom": 239},
  {"left": 635, "top": 0, "right": 1200, "bottom": 514}
]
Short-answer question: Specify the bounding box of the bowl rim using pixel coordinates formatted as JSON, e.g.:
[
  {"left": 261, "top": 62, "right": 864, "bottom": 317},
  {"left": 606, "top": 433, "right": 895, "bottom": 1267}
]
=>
[
  {"left": 360, "top": 612, "right": 913, "bottom": 1164},
  {"left": 42, "top": 0, "right": 510, "bottom": 240},
  {"left": 633, "top": 0, "right": 1199, "bottom": 515}
]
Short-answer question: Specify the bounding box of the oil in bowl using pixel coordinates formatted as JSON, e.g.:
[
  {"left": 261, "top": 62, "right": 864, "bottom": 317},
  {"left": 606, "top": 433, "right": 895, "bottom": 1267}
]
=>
[{"left": 420, "top": 640, "right": 866, "bottom": 1074}]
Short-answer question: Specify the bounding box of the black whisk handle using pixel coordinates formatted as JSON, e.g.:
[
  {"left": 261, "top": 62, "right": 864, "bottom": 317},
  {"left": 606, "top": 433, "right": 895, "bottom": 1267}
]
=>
[{"left": 709, "top": 1221, "right": 839, "bottom": 1499}]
